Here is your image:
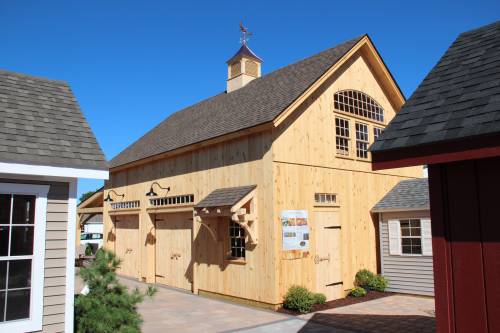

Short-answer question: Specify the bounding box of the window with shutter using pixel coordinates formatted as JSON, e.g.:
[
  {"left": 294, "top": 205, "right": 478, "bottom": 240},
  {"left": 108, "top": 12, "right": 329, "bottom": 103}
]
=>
[
  {"left": 421, "top": 218, "right": 432, "bottom": 256},
  {"left": 388, "top": 220, "right": 401, "bottom": 255}
]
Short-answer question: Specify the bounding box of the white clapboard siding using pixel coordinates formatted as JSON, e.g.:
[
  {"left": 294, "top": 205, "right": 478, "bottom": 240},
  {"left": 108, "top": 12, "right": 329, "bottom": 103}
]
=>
[{"left": 380, "top": 214, "right": 434, "bottom": 296}]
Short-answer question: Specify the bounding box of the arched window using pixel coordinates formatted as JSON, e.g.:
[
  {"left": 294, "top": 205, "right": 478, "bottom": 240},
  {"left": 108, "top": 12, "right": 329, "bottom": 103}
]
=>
[{"left": 334, "top": 90, "right": 384, "bottom": 122}]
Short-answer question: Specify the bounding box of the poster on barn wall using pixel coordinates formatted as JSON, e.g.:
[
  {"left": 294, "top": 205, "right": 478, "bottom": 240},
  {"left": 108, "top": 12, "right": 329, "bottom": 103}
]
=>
[{"left": 281, "top": 210, "right": 309, "bottom": 251}]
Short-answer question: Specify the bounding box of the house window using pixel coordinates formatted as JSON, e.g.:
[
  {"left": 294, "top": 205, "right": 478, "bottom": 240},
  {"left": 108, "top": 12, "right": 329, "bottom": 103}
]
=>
[
  {"left": 400, "top": 219, "right": 422, "bottom": 254},
  {"left": 229, "top": 221, "right": 245, "bottom": 259},
  {"left": 335, "top": 117, "right": 350, "bottom": 156},
  {"left": 374, "top": 127, "right": 383, "bottom": 140},
  {"left": 355, "top": 122, "right": 369, "bottom": 159},
  {"left": 0, "top": 183, "right": 48, "bottom": 332},
  {"left": 334, "top": 90, "right": 384, "bottom": 122},
  {"left": 314, "top": 193, "right": 337, "bottom": 205}
]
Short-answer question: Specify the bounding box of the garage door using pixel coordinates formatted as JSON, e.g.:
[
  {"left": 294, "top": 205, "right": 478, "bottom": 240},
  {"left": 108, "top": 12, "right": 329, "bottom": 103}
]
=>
[
  {"left": 155, "top": 212, "right": 192, "bottom": 290},
  {"left": 115, "top": 215, "right": 139, "bottom": 278}
]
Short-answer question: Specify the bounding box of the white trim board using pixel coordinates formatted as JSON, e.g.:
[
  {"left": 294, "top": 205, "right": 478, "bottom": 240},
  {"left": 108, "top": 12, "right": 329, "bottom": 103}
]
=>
[
  {"left": 0, "top": 182, "right": 49, "bottom": 333},
  {"left": 0, "top": 162, "right": 109, "bottom": 180},
  {"left": 65, "top": 179, "right": 77, "bottom": 333}
]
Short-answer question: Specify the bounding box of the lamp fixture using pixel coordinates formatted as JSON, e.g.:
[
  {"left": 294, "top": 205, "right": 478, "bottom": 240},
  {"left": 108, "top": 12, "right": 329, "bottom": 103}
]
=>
[
  {"left": 146, "top": 182, "right": 170, "bottom": 197},
  {"left": 104, "top": 189, "right": 125, "bottom": 203}
]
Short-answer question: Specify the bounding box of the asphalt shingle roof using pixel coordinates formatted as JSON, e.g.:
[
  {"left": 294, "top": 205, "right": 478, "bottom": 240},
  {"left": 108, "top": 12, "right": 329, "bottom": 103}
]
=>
[
  {"left": 0, "top": 70, "right": 108, "bottom": 170},
  {"left": 110, "top": 36, "right": 363, "bottom": 168},
  {"left": 371, "top": 21, "right": 500, "bottom": 154},
  {"left": 195, "top": 185, "right": 256, "bottom": 208},
  {"left": 372, "top": 178, "right": 429, "bottom": 212}
]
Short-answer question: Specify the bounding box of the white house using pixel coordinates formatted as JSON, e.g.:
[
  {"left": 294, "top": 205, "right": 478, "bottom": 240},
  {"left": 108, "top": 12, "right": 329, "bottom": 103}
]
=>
[
  {"left": 372, "top": 178, "right": 434, "bottom": 296},
  {"left": 0, "top": 70, "right": 108, "bottom": 332}
]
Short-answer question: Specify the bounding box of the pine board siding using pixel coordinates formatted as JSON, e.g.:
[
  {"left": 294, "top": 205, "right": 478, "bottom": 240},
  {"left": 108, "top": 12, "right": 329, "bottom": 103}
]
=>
[
  {"left": 380, "top": 211, "right": 434, "bottom": 296},
  {"left": 0, "top": 179, "right": 69, "bottom": 333}
]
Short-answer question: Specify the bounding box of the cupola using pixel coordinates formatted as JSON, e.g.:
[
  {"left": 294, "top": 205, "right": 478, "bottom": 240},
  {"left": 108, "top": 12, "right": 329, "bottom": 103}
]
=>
[{"left": 226, "top": 23, "right": 262, "bottom": 93}]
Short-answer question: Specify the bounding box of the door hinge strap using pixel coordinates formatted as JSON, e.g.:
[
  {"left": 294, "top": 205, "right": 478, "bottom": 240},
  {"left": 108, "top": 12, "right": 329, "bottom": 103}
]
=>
[
  {"left": 326, "top": 281, "right": 343, "bottom": 286},
  {"left": 324, "top": 226, "right": 341, "bottom": 229}
]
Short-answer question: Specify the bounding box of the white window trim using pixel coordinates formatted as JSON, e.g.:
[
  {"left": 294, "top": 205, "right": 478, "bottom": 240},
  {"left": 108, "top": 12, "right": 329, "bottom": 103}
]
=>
[
  {"left": 0, "top": 182, "right": 49, "bottom": 333},
  {"left": 388, "top": 218, "right": 432, "bottom": 257},
  {"left": 65, "top": 179, "right": 77, "bottom": 333}
]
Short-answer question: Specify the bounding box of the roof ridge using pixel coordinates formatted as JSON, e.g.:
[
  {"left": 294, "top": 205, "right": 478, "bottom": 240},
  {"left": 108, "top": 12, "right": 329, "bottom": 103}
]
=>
[
  {"left": 0, "top": 68, "right": 69, "bottom": 85},
  {"left": 458, "top": 20, "right": 500, "bottom": 37}
]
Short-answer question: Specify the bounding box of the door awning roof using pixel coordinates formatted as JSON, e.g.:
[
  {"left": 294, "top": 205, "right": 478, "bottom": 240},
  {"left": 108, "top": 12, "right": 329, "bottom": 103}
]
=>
[{"left": 195, "top": 185, "right": 256, "bottom": 209}]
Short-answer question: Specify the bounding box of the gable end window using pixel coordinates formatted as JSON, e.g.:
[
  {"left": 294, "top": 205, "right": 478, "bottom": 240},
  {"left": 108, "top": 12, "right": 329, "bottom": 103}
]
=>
[
  {"left": 334, "top": 90, "right": 384, "bottom": 122},
  {"left": 335, "top": 117, "right": 350, "bottom": 156},
  {"left": 355, "top": 122, "right": 369, "bottom": 159}
]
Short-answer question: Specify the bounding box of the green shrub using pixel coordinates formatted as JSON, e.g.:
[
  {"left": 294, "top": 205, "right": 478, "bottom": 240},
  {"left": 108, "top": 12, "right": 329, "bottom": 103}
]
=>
[
  {"left": 368, "top": 274, "right": 388, "bottom": 292},
  {"left": 355, "top": 269, "right": 375, "bottom": 288},
  {"left": 84, "top": 243, "right": 93, "bottom": 256},
  {"left": 283, "top": 286, "right": 316, "bottom": 313},
  {"left": 313, "top": 292, "right": 327, "bottom": 305},
  {"left": 349, "top": 287, "right": 367, "bottom": 297},
  {"left": 75, "top": 249, "right": 156, "bottom": 333}
]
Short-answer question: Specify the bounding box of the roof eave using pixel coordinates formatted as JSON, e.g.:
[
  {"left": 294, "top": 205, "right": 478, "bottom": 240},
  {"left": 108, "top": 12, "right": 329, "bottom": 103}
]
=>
[{"left": 372, "top": 132, "right": 500, "bottom": 170}]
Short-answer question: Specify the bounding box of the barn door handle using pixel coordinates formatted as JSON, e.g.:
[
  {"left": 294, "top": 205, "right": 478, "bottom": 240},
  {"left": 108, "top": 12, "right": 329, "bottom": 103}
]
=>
[
  {"left": 314, "top": 254, "right": 330, "bottom": 264},
  {"left": 170, "top": 253, "right": 181, "bottom": 260},
  {"left": 126, "top": 248, "right": 133, "bottom": 254}
]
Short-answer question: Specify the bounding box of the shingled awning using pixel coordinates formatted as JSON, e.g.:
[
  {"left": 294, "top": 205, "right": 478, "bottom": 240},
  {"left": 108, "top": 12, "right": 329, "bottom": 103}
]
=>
[
  {"left": 194, "top": 185, "right": 258, "bottom": 244},
  {"left": 372, "top": 178, "right": 429, "bottom": 213},
  {"left": 195, "top": 185, "right": 257, "bottom": 208}
]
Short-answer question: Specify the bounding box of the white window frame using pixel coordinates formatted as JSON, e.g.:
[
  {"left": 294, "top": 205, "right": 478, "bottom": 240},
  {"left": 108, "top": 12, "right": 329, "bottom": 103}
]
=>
[
  {"left": 388, "top": 218, "right": 432, "bottom": 257},
  {"left": 0, "top": 183, "right": 49, "bottom": 332}
]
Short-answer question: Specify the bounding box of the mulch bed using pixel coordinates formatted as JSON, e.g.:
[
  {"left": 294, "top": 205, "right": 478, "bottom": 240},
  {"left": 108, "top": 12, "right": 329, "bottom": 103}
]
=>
[{"left": 277, "top": 291, "right": 394, "bottom": 316}]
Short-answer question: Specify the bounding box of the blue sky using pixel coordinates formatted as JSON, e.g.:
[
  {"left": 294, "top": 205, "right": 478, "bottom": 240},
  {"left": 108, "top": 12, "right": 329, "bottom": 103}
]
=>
[{"left": 1, "top": 1, "right": 498, "bottom": 199}]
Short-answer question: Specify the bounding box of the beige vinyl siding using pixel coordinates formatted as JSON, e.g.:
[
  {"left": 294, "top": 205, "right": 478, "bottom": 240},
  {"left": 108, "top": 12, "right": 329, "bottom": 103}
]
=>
[
  {"left": 0, "top": 179, "right": 69, "bottom": 333},
  {"left": 380, "top": 211, "right": 434, "bottom": 296}
]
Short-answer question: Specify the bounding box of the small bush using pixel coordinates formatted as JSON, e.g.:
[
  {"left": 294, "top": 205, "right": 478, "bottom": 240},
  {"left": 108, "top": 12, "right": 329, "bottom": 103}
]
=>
[
  {"left": 313, "top": 292, "right": 327, "bottom": 305},
  {"left": 283, "top": 286, "right": 316, "bottom": 313},
  {"left": 85, "top": 243, "right": 93, "bottom": 256},
  {"left": 368, "top": 274, "right": 388, "bottom": 292},
  {"left": 349, "top": 287, "right": 367, "bottom": 297},
  {"left": 355, "top": 269, "right": 375, "bottom": 288}
]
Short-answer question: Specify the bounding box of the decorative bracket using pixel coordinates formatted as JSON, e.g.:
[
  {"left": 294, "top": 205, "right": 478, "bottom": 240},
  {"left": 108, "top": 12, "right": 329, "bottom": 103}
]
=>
[{"left": 194, "top": 213, "right": 218, "bottom": 243}]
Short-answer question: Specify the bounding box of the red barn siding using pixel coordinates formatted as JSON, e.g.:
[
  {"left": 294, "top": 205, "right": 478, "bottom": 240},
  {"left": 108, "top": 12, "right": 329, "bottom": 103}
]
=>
[{"left": 429, "top": 156, "right": 500, "bottom": 333}]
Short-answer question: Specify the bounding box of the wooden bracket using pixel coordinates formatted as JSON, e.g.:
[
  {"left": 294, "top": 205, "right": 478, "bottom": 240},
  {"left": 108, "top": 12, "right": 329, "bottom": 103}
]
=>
[{"left": 194, "top": 214, "right": 218, "bottom": 243}]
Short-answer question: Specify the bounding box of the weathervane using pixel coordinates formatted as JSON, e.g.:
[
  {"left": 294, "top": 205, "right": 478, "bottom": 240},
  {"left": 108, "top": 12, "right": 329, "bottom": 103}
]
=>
[{"left": 239, "top": 21, "right": 252, "bottom": 45}]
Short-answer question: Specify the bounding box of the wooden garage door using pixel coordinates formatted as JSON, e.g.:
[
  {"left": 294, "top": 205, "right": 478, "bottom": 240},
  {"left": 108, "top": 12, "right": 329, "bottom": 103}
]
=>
[
  {"left": 115, "top": 215, "right": 139, "bottom": 278},
  {"left": 155, "top": 212, "right": 193, "bottom": 290},
  {"left": 314, "top": 210, "right": 343, "bottom": 300}
]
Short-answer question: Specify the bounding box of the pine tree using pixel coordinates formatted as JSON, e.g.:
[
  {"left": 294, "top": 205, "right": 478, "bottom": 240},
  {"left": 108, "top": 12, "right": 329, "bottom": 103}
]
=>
[{"left": 75, "top": 249, "right": 156, "bottom": 333}]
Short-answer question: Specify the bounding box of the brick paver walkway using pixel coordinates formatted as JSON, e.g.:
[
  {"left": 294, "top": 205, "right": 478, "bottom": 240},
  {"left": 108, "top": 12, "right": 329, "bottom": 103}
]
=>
[
  {"left": 76, "top": 274, "right": 434, "bottom": 332},
  {"left": 299, "top": 294, "right": 435, "bottom": 333}
]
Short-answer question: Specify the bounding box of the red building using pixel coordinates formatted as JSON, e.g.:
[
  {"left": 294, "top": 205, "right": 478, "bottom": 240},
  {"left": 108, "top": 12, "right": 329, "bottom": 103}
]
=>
[{"left": 371, "top": 21, "right": 500, "bottom": 333}]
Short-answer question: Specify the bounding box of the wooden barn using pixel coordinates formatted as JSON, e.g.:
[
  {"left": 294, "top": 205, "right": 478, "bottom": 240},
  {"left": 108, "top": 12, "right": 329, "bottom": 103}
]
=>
[
  {"left": 103, "top": 32, "right": 421, "bottom": 308},
  {"left": 371, "top": 21, "right": 500, "bottom": 333}
]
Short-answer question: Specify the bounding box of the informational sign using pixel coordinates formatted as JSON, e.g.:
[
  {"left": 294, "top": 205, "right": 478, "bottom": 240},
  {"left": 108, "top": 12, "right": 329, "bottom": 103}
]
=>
[{"left": 281, "top": 210, "right": 309, "bottom": 251}]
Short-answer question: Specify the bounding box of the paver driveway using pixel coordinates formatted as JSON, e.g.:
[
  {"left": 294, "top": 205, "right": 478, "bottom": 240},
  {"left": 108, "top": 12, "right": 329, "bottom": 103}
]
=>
[{"left": 80, "top": 276, "right": 435, "bottom": 332}]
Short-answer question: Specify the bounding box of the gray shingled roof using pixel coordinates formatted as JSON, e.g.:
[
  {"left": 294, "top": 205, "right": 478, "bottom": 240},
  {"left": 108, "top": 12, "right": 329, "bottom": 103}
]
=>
[
  {"left": 372, "top": 178, "right": 429, "bottom": 212},
  {"left": 110, "top": 36, "right": 364, "bottom": 168},
  {"left": 195, "top": 185, "right": 256, "bottom": 208},
  {"left": 371, "top": 21, "right": 500, "bottom": 155},
  {"left": 0, "top": 70, "right": 108, "bottom": 170}
]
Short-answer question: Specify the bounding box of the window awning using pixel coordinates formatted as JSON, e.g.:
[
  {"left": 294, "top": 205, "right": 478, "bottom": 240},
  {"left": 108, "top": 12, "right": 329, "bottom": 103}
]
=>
[{"left": 194, "top": 185, "right": 258, "bottom": 244}]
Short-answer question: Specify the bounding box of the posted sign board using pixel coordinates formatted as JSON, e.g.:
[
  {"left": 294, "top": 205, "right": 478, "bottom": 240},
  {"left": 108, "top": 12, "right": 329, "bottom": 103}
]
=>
[{"left": 281, "top": 210, "right": 309, "bottom": 251}]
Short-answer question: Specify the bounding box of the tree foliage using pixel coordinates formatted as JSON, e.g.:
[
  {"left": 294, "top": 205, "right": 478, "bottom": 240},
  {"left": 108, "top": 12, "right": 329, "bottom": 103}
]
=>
[
  {"left": 75, "top": 249, "right": 156, "bottom": 333},
  {"left": 79, "top": 191, "right": 95, "bottom": 204}
]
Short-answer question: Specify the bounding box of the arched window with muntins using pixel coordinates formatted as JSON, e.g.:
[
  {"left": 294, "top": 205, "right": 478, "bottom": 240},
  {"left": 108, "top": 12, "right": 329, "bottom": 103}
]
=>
[{"left": 334, "top": 90, "right": 384, "bottom": 122}]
